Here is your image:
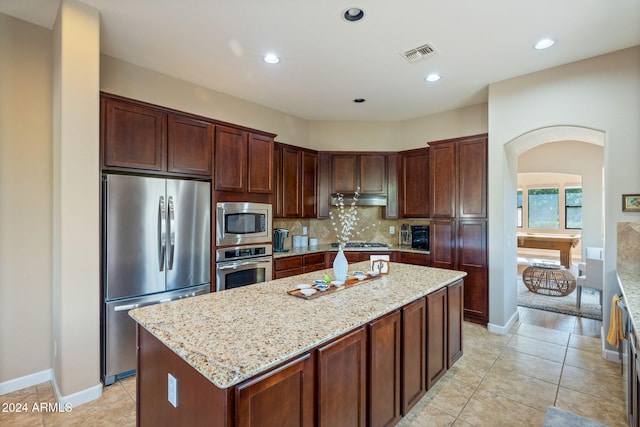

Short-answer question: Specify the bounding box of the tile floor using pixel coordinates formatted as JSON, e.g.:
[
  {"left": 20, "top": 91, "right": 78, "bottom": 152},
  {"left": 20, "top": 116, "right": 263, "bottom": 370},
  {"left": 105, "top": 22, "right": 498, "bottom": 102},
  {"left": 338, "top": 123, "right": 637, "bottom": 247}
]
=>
[{"left": 0, "top": 307, "right": 627, "bottom": 426}]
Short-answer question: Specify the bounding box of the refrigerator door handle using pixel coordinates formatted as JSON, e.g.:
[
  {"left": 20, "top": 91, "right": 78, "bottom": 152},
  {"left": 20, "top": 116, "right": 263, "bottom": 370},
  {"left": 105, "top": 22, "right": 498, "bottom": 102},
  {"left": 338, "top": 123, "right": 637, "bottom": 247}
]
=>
[
  {"left": 168, "top": 196, "right": 176, "bottom": 270},
  {"left": 159, "top": 196, "right": 166, "bottom": 272}
]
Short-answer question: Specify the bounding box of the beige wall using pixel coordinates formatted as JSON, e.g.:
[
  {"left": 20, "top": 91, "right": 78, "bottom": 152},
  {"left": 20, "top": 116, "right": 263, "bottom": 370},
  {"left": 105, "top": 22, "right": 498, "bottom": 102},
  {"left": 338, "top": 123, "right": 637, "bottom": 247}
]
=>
[
  {"left": 487, "top": 46, "right": 640, "bottom": 334},
  {"left": 518, "top": 141, "right": 604, "bottom": 250},
  {"left": 0, "top": 14, "right": 53, "bottom": 383},
  {"left": 51, "top": 0, "right": 101, "bottom": 398}
]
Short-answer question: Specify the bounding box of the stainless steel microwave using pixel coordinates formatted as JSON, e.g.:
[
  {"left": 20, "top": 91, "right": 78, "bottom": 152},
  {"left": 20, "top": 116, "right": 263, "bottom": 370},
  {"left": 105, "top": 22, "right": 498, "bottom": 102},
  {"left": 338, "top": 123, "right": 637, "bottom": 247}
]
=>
[{"left": 216, "top": 202, "right": 272, "bottom": 246}]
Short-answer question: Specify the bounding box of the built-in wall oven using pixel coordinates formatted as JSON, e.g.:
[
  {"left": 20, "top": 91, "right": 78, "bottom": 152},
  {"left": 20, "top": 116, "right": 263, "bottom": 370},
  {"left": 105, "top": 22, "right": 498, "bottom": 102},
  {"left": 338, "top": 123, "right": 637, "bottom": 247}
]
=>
[
  {"left": 215, "top": 244, "right": 273, "bottom": 291},
  {"left": 216, "top": 202, "right": 272, "bottom": 246}
]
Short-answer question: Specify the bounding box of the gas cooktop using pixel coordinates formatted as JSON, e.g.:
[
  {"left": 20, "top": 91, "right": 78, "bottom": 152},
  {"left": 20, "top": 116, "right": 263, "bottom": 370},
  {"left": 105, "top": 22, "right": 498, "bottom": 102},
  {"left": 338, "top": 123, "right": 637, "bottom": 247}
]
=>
[{"left": 331, "top": 242, "right": 390, "bottom": 248}]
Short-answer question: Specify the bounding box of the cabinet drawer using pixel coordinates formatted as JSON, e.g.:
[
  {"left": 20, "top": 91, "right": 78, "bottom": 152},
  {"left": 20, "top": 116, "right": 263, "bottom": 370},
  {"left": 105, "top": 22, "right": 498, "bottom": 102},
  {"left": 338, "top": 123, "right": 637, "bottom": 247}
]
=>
[
  {"left": 400, "top": 252, "right": 430, "bottom": 266},
  {"left": 275, "top": 256, "right": 303, "bottom": 271},
  {"left": 274, "top": 268, "right": 304, "bottom": 279},
  {"left": 303, "top": 264, "right": 325, "bottom": 274},
  {"left": 303, "top": 253, "right": 325, "bottom": 266}
]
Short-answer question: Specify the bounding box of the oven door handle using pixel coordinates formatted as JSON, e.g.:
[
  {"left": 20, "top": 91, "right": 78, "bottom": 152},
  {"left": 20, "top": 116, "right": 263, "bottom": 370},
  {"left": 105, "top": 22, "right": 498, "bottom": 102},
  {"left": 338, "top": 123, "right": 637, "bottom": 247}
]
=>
[{"left": 217, "top": 260, "right": 271, "bottom": 270}]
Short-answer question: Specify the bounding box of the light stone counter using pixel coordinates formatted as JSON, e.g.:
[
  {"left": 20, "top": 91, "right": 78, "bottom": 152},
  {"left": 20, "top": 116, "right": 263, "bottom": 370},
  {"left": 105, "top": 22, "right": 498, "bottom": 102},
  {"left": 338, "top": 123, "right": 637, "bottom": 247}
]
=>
[
  {"left": 618, "top": 271, "right": 640, "bottom": 328},
  {"left": 273, "top": 244, "right": 429, "bottom": 259},
  {"left": 129, "top": 261, "right": 464, "bottom": 389}
]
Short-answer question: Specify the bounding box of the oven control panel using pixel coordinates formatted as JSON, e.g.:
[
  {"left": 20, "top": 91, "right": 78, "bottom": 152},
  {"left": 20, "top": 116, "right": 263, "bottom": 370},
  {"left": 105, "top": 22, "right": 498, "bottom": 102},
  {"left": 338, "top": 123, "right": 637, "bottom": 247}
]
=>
[{"left": 216, "top": 244, "right": 273, "bottom": 262}]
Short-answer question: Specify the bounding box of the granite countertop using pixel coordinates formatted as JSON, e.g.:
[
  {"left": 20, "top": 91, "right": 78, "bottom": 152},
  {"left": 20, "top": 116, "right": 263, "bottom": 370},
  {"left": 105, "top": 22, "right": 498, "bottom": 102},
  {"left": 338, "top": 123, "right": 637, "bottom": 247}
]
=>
[
  {"left": 273, "top": 244, "right": 429, "bottom": 259},
  {"left": 129, "top": 261, "right": 465, "bottom": 389},
  {"left": 617, "top": 270, "right": 640, "bottom": 328}
]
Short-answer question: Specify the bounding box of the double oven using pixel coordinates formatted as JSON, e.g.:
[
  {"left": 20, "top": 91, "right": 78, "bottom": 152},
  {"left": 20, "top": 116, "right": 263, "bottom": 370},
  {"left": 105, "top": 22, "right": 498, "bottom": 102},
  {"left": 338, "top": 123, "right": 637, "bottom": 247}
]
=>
[{"left": 215, "top": 202, "right": 273, "bottom": 291}]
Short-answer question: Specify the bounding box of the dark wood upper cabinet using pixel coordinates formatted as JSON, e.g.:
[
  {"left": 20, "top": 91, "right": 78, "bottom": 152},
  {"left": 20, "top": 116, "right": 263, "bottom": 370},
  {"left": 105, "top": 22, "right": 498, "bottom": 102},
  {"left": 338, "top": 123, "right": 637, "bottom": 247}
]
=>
[
  {"left": 102, "top": 94, "right": 214, "bottom": 177},
  {"left": 302, "top": 151, "right": 318, "bottom": 218},
  {"left": 331, "top": 155, "right": 358, "bottom": 193},
  {"left": 400, "top": 148, "right": 430, "bottom": 218},
  {"left": 247, "top": 133, "right": 274, "bottom": 194},
  {"left": 274, "top": 143, "right": 317, "bottom": 218},
  {"left": 273, "top": 144, "right": 283, "bottom": 218},
  {"left": 458, "top": 136, "right": 487, "bottom": 218},
  {"left": 359, "top": 154, "right": 387, "bottom": 194},
  {"left": 430, "top": 134, "right": 487, "bottom": 219},
  {"left": 167, "top": 114, "right": 213, "bottom": 176},
  {"left": 215, "top": 126, "right": 274, "bottom": 196},
  {"left": 429, "top": 142, "right": 456, "bottom": 218},
  {"left": 214, "top": 125, "right": 246, "bottom": 192},
  {"left": 330, "top": 154, "right": 387, "bottom": 195},
  {"left": 102, "top": 97, "right": 166, "bottom": 172},
  {"left": 281, "top": 145, "right": 302, "bottom": 218}
]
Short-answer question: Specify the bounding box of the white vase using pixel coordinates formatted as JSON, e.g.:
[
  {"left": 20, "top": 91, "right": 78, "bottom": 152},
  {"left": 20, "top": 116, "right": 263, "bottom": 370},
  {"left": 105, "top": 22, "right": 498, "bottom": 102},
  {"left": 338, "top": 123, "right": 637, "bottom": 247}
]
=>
[{"left": 333, "top": 248, "right": 348, "bottom": 281}]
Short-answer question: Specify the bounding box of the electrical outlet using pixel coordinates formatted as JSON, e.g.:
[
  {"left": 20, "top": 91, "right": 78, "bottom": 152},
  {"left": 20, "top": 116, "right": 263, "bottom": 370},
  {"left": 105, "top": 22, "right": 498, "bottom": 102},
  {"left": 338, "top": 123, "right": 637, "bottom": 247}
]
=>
[
  {"left": 168, "top": 373, "right": 178, "bottom": 407},
  {"left": 389, "top": 226, "right": 395, "bottom": 234}
]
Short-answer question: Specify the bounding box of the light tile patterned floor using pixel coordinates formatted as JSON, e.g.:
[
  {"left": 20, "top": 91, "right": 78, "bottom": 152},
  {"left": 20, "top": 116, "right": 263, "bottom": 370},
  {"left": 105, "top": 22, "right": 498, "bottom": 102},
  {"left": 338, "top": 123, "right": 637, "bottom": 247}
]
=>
[{"left": 0, "top": 307, "right": 626, "bottom": 426}]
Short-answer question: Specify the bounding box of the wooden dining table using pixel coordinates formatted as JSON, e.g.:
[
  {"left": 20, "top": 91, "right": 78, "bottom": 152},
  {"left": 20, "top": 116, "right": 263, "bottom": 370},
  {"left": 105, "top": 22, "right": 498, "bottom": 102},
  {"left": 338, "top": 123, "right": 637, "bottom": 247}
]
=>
[{"left": 517, "top": 233, "right": 581, "bottom": 268}]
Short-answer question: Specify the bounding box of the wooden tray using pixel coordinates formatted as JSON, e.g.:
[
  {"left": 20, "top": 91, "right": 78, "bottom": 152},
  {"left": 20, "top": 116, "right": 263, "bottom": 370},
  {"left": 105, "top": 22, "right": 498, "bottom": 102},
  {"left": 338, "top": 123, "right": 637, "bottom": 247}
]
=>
[{"left": 288, "top": 275, "right": 382, "bottom": 300}]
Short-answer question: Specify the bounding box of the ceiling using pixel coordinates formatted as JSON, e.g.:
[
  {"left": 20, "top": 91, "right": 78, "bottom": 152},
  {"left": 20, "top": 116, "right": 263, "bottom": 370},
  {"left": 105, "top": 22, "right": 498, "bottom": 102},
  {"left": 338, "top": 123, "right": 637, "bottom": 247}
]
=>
[{"left": 2, "top": 0, "right": 639, "bottom": 121}]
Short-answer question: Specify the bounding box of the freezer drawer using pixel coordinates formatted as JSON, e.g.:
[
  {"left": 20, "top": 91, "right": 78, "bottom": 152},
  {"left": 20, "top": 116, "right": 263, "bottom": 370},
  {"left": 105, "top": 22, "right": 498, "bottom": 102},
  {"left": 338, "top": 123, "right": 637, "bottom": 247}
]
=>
[{"left": 102, "top": 285, "right": 210, "bottom": 385}]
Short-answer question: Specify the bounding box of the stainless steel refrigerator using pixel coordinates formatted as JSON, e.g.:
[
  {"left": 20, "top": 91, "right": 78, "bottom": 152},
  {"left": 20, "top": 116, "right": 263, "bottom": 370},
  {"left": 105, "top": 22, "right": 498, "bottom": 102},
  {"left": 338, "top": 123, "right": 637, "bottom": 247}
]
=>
[{"left": 101, "top": 174, "right": 211, "bottom": 385}]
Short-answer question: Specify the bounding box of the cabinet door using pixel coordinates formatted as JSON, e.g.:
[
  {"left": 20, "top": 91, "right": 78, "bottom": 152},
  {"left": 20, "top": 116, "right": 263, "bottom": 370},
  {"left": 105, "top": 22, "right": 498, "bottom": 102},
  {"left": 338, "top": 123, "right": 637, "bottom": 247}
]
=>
[
  {"left": 369, "top": 311, "right": 401, "bottom": 427},
  {"left": 215, "top": 126, "right": 246, "bottom": 192},
  {"left": 247, "top": 133, "right": 274, "bottom": 194},
  {"left": 447, "top": 280, "right": 464, "bottom": 367},
  {"left": 459, "top": 220, "right": 488, "bottom": 324},
  {"left": 401, "top": 298, "right": 426, "bottom": 415},
  {"left": 429, "top": 142, "right": 456, "bottom": 218},
  {"left": 102, "top": 98, "right": 165, "bottom": 171},
  {"left": 236, "top": 353, "right": 314, "bottom": 427},
  {"left": 360, "top": 154, "right": 386, "bottom": 194},
  {"left": 401, "top": 149, "right": 430, "bottom": 218},
  {"left": 384, "top": 153, "right": 399, "bottom": 219},
  {"left": 317, "top": 153, "right": 331, "bottom": 218},
  {"left": 331, "top": 155, "right": 358, "bottom": 193},
  {"left": 426, "top": 287, "right": 448, "bottom": 390},
  {"left": 282, "top": 147, "right": 302, "bottom": 217},
  {"left": 458, "top": 136, "right": 487, "bottom": 218},
  {"left": 430, "top": 220, "right": 456, "bottom": 270},
  {"left": 273, "top": 144, "right": 283, "bottom": 218},
  {"left": 302, "top": 151, "right": 318, "bottom": 218},
  {"left": 317, "top": 327, "right": 367, "bottom": 427},
  {"left": 167, "top": 114, "right": 213, "bottom": 176}
]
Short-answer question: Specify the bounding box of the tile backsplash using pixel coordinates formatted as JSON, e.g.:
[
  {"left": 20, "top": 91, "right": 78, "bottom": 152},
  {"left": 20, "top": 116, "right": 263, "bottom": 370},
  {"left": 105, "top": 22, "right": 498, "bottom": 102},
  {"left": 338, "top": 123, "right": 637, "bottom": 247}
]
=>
[
  {"left": 274, "top": 206, "right": 429, "bottom": 247},
  {"left": 618, "top": 222, "right": 640, "bottom": 273}
]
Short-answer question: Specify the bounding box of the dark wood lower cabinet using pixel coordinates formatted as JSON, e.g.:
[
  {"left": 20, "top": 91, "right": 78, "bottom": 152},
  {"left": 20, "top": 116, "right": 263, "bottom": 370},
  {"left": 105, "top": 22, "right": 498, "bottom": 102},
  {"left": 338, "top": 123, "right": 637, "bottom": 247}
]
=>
[
  {"left": 136, "top": 282, "right": 464, "bottom": 426},
  {"left": 447, "top": 280, "right": 464, "bottom": 367},
  {"left": 236, "top": 353, "right": 314, "bottom": 427},
  {"left": 317, "top": 327, "right": 368, "bottom": 427},
  {"left": 426, "top": 287, "right": 448, "bottom": 390},
  {"left": 401, "top": 298, "right": 426, "bottom": 415},
  {"left": 369, "top": 311, "right": 402, "bottom": 427}
]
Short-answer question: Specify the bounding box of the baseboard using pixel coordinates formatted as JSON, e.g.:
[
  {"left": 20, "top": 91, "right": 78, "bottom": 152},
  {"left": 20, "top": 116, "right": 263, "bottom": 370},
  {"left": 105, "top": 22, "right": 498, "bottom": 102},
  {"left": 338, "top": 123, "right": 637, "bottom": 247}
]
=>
[
  {"left": 487, "top": 310, "right": 520, "bottom": 335},
  {"left": 51, "top": 375, "right": 103, "bottom": 408},
  {"left": 601, "top": 326, "right": 624, "bottom": 363},
  {"left": 0, "top": 369, "right": 53, "bottom": 395}
]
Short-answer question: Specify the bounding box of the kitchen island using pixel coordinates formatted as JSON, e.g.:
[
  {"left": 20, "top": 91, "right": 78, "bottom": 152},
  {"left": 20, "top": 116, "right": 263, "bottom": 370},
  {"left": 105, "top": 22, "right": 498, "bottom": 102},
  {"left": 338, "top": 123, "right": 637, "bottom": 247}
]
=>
[{"left": 130, "top": 261, "right": 466, "bottom": 426}]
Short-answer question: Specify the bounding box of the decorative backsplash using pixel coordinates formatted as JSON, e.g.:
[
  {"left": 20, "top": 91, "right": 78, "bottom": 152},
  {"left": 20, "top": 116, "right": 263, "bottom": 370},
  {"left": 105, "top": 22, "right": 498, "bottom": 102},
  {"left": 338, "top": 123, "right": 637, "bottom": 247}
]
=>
[
  {"left": 273, "top": 206, "right": 429, "bottom": 247},
  {"left": 618, "top": 222, "right": 640, "bottom": 273}
]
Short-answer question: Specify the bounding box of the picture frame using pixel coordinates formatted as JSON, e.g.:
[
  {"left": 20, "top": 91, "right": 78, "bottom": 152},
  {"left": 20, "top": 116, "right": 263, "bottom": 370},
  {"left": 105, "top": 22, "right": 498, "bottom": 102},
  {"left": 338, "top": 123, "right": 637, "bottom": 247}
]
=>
[
  {"left": 370, "top": 255, "right": 390, "bottom": 274},
  {"left": 622, "top": 194, "right": 640, "bottom": 212}
]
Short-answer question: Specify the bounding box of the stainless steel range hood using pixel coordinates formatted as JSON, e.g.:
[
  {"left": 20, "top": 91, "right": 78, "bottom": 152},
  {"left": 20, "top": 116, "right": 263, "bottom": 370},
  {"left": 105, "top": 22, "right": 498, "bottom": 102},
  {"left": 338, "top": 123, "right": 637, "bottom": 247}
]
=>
[{"left": 331, "top": 193, "right": 387, "bottom": 207}]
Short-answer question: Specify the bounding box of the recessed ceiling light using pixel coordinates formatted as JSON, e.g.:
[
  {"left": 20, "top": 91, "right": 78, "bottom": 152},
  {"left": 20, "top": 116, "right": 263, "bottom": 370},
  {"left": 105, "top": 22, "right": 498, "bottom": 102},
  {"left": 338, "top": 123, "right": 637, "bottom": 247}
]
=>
[
  {"left": 534, "top": 38, "right": 556, "bottom": 50},
  {"left": 353, "top": 98, "right": 366, "bottom": 103},
  {"left": 264, "top": 53, "right": 280, "bottom": 64},
  {"left": 425, "top": 73, "right": 441, "bottom": 82},
  {"left": 343, "top": 7, "right": 365, "bottom": 22}
]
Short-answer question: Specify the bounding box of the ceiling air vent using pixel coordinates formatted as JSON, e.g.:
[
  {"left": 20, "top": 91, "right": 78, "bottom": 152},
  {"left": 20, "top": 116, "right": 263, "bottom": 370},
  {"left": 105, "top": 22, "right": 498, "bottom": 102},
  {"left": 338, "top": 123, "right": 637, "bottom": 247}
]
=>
[{"left": 401, "top": 43, "right": 437, "bottom": 64}]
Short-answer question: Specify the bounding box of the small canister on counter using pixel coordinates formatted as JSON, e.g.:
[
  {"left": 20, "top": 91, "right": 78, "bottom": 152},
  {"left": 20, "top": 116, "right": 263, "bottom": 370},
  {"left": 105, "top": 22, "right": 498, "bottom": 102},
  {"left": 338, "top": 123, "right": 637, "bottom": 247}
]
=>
[
  {"left": 309, "top": 237, "right": 318, "bottom": 247},
  {"left": 292, "top": 235, "right": 309, "bottom": 247}
]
